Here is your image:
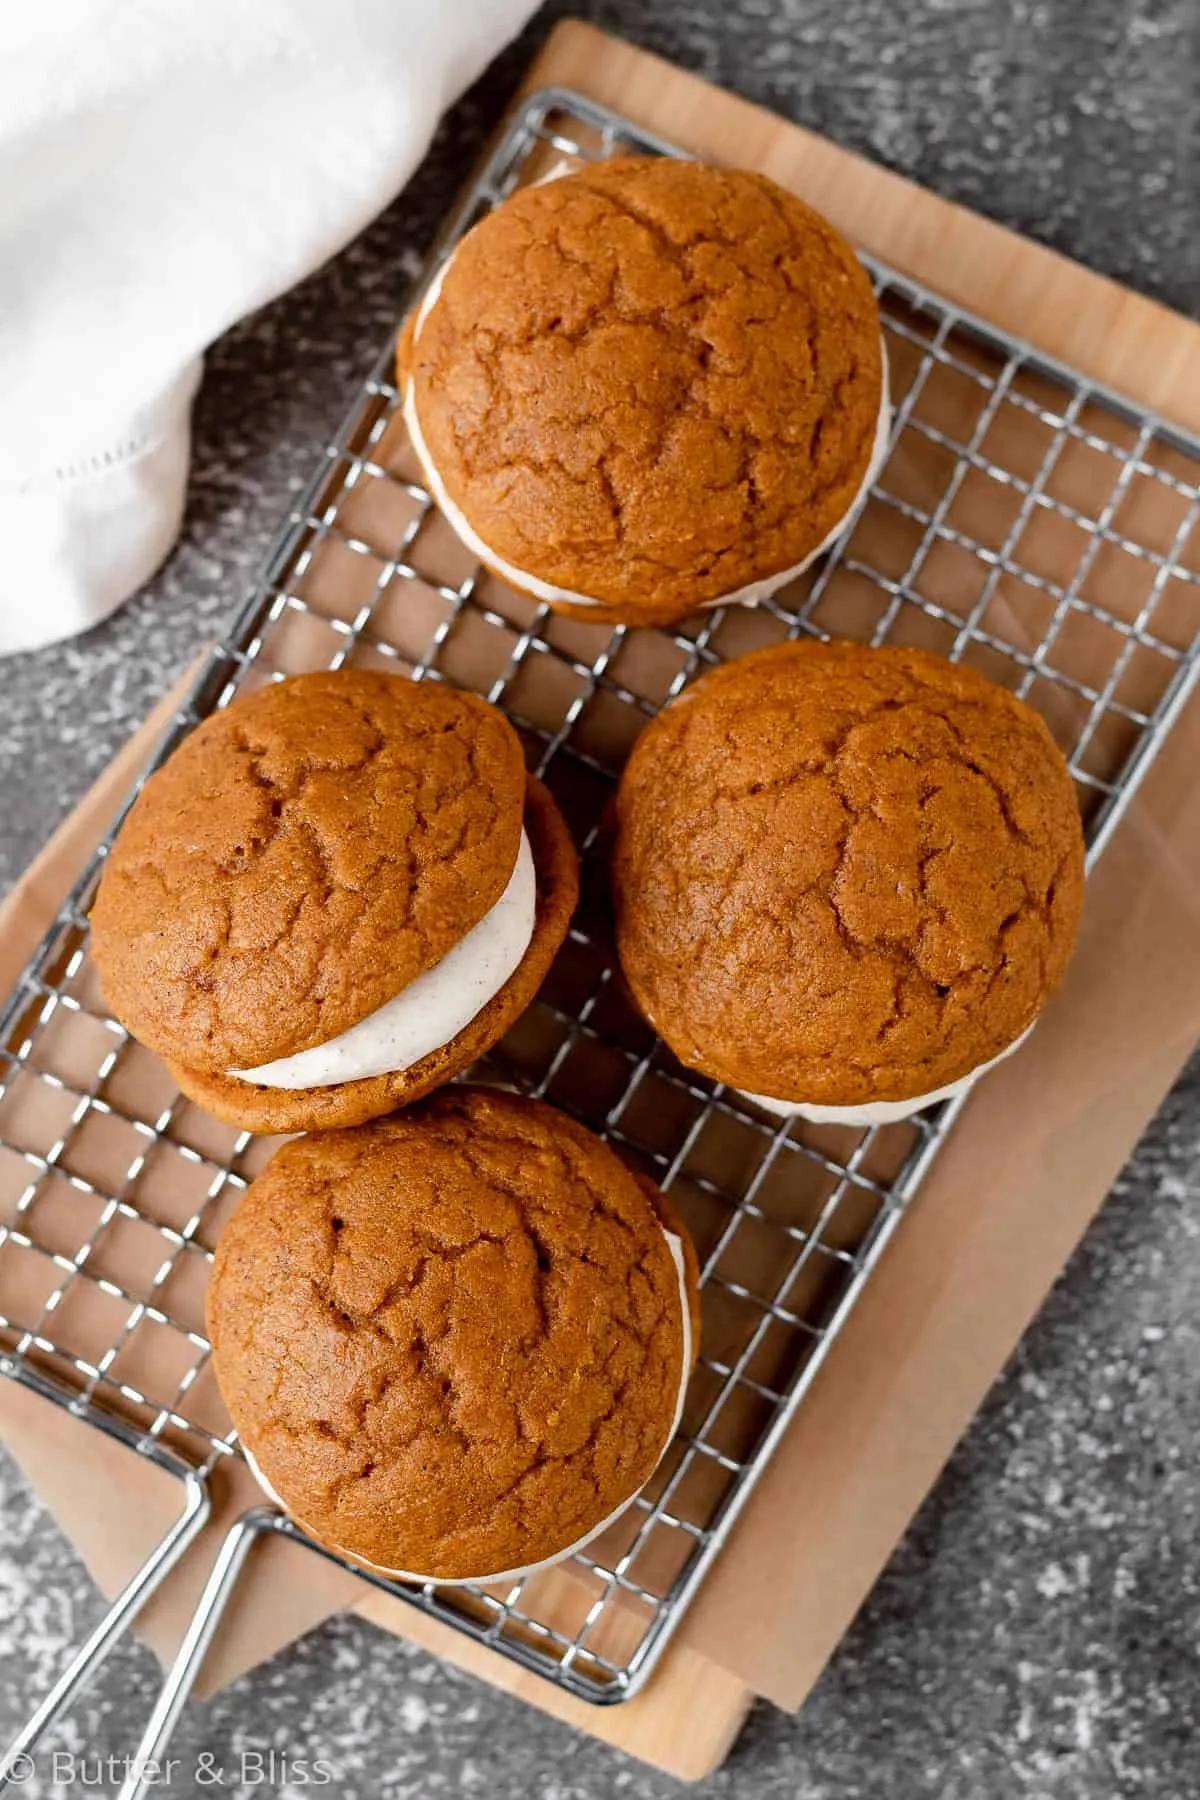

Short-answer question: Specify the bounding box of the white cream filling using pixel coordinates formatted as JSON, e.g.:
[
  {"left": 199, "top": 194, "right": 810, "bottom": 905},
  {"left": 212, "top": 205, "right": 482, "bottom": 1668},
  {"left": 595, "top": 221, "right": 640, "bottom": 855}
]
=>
[
  {"left": 404, "top": 253, "right": 892, "bottom": 615},
  {"left": 229, "top": 832, "right": 536, "bottom": 1091},
  {"left": 738, "top": 1020, "right": 1037, "bottom": 1126},
  {"left": 242, "top": 1227, "right": 693, "bottom": 1588}
]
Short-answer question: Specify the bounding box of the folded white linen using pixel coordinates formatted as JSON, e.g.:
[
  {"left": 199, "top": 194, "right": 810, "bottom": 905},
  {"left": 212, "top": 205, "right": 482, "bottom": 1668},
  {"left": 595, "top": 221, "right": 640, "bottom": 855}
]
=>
[{"left": 0, "top": 0, "right": 537, "bottom": 655}]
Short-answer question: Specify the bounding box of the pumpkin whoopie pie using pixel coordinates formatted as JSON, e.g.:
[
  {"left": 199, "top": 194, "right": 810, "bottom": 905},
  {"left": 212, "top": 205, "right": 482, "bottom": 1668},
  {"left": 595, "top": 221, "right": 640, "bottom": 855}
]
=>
[
  {"left": 612, "top": 641, "right": 1085, "bottom": 1124},
  {"left": 207, "top": 1087, "right": 700, "bottom": 1583},
  {"left": 90, "top": 671, "right": 577, "bottom": 1132},
  {"left": 398, "top": 156, "right": 889, "bottom": 627}
]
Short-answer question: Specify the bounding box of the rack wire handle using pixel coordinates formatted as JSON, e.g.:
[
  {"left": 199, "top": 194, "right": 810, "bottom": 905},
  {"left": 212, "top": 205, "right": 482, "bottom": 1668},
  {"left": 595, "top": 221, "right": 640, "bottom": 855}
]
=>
[
  {"left": 0, "top": 1470, "right": 210, "bottom": 1794},
  {"left": 116, "top": 1508, "right": 277, "bottom": 1800}
]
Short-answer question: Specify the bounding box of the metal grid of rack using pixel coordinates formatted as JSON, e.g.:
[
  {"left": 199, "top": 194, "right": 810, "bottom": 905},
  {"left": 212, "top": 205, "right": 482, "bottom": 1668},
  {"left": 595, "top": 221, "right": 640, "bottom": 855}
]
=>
[{"left": 2, "top": 85, "right": 1199, "bottom": 1727}]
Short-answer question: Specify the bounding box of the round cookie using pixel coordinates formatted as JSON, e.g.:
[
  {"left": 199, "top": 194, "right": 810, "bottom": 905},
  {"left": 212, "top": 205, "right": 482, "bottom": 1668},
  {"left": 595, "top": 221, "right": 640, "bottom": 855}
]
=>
[
  {"left": 398, "top": 157, "right": 887, "bottom": 626},
  {"left": 206, "top": 1088, "right": 701, "bottom": 1583},
  {"left": 91, "top": 671, "right": 578, "bottom": 1131},
  {"left": 611, "top": 641, "right": 1085, "bottom": 1118},
  {"left": 170, "top": 775, "right": 576, "bottom": 1131}
]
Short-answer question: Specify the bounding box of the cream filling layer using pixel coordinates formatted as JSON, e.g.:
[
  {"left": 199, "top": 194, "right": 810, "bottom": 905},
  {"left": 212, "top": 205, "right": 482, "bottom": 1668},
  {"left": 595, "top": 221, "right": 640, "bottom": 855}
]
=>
[
  {"left": 404, "top": 254, "right": 892, "bottom": 614},
  {"left": 739, "top": 1020, "right": 1037, "bottom": 1126},
  {"left": 242, "top": 1228, "right": 693, "bottom": 1588},
  {"left": 229, "top": 832, "right": 536, "bottom": 1091}
]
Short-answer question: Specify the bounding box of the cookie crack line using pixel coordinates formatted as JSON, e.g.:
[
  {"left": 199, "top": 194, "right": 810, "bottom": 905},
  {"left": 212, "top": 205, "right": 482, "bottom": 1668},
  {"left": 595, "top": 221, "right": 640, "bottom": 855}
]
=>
[
  {"left": 693, "top": 687, "right": 1061, "bottom": 992},
  {"left": 445, "top": 240, "right": 857, "bottom": 524},
  {"left": 613, "top": 644, "right": 1084, "bottom": 1102},
  {"left": 473, "top": 1331, "right": 658, "bottom": 1533},
  {"left": 89, "top": 672, "right": 527, "bottom": 1072},
  {"left": 408, "top": 159, "right": 883, "bottom": 612},
  {"left": 209, "top": 1095, "right": 690, "bottom": 1575}
]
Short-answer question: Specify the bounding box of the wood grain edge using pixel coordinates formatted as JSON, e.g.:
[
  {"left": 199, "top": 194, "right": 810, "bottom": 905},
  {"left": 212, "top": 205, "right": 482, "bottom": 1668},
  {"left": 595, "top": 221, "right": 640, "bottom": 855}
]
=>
[{"left": 352, "top": 1590, "right": 753, "bottom": 1783}]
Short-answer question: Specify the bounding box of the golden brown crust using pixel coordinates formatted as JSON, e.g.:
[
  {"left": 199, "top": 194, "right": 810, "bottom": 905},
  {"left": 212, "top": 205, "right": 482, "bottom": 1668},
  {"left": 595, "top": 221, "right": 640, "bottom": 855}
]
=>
[
  {"left": 400, "top": 158, "right": 882, "bottom": 624},
  {"left": 206, "top": 1087, "right": 699, "bottom": 1580},
  {"left": 91, "top": 671, "right": 527, "bottom": 1072},
  {"left": 168, "top": 775, "right": 578, "bottom": 1132},
  {"left": 612, "top": 641, "right": 1086, "bottom": 1105}
]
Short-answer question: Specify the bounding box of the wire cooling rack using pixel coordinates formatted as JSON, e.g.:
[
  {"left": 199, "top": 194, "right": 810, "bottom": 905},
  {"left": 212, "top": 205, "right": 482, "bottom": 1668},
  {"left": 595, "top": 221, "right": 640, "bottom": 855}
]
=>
[{"left": 3, "top": 86, "right": 1200, "bottom": 1764}]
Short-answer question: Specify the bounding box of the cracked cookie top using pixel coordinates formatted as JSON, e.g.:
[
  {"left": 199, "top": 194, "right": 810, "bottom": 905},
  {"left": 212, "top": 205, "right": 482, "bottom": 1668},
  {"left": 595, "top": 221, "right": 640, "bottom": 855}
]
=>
[
  {"left": 612, "top": 641, "right": 1086, "bottom": 1105},
  {"left": 401, "top": 157, "right": 883, "bottom": 619},
  {"left": 206, "top": 1087, "right": 698, "bottom": 1579},
  {"left": 90, "top": 672, "right": 526, "bottom": 1072}
]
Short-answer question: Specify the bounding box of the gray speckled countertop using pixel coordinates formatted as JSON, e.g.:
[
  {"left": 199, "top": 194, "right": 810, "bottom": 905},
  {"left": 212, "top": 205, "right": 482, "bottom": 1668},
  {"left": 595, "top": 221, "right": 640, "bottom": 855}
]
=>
[{"left": 2, "top": 3, "right": 1199, "bottom": 1796}]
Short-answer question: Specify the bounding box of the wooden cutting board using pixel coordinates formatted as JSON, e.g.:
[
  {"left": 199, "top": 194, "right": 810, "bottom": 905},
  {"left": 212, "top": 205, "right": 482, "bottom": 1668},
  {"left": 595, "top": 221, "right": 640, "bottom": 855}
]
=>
[{"left": 4, "top": 18, "right": 1197, "bottom": 1785}]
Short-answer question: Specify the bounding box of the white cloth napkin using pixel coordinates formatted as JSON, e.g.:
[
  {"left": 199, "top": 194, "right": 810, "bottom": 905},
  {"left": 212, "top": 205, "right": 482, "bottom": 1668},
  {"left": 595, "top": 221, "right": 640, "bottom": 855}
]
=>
[{"left": 0, "top": 0, "right": 538, "bottom": 657}]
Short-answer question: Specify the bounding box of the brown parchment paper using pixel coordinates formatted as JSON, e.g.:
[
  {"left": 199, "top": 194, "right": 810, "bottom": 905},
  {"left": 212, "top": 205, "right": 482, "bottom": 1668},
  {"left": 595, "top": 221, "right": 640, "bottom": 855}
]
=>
[{"left": 3, "top": 29, "right": 1200, "bottom": 1723}]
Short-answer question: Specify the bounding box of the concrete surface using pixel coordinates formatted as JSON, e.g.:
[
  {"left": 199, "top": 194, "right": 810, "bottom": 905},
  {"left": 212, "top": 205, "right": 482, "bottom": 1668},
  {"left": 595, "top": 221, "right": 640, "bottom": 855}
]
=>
[{"left": 1, "top": 2, "right": 1197, "bottom": 1795}]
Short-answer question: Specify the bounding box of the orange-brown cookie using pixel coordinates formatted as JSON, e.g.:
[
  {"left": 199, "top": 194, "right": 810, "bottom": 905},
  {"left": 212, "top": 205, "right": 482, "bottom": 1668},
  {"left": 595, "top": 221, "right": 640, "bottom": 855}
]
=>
[
  {"left": 207, "top": 1088, "right": 700, "bottom": 1582},
  {"left": 91, "top": 671, "right": 578, "bottom": 1131},
  {"left": 398, "top": 157, "right": 886, "bottom": 626},
  {"left": 169, "top": 775, "right": 577, "bottom": 1131},
  {"left": 612, "top": 641, "right": 1085, "bottom": 1114}
]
